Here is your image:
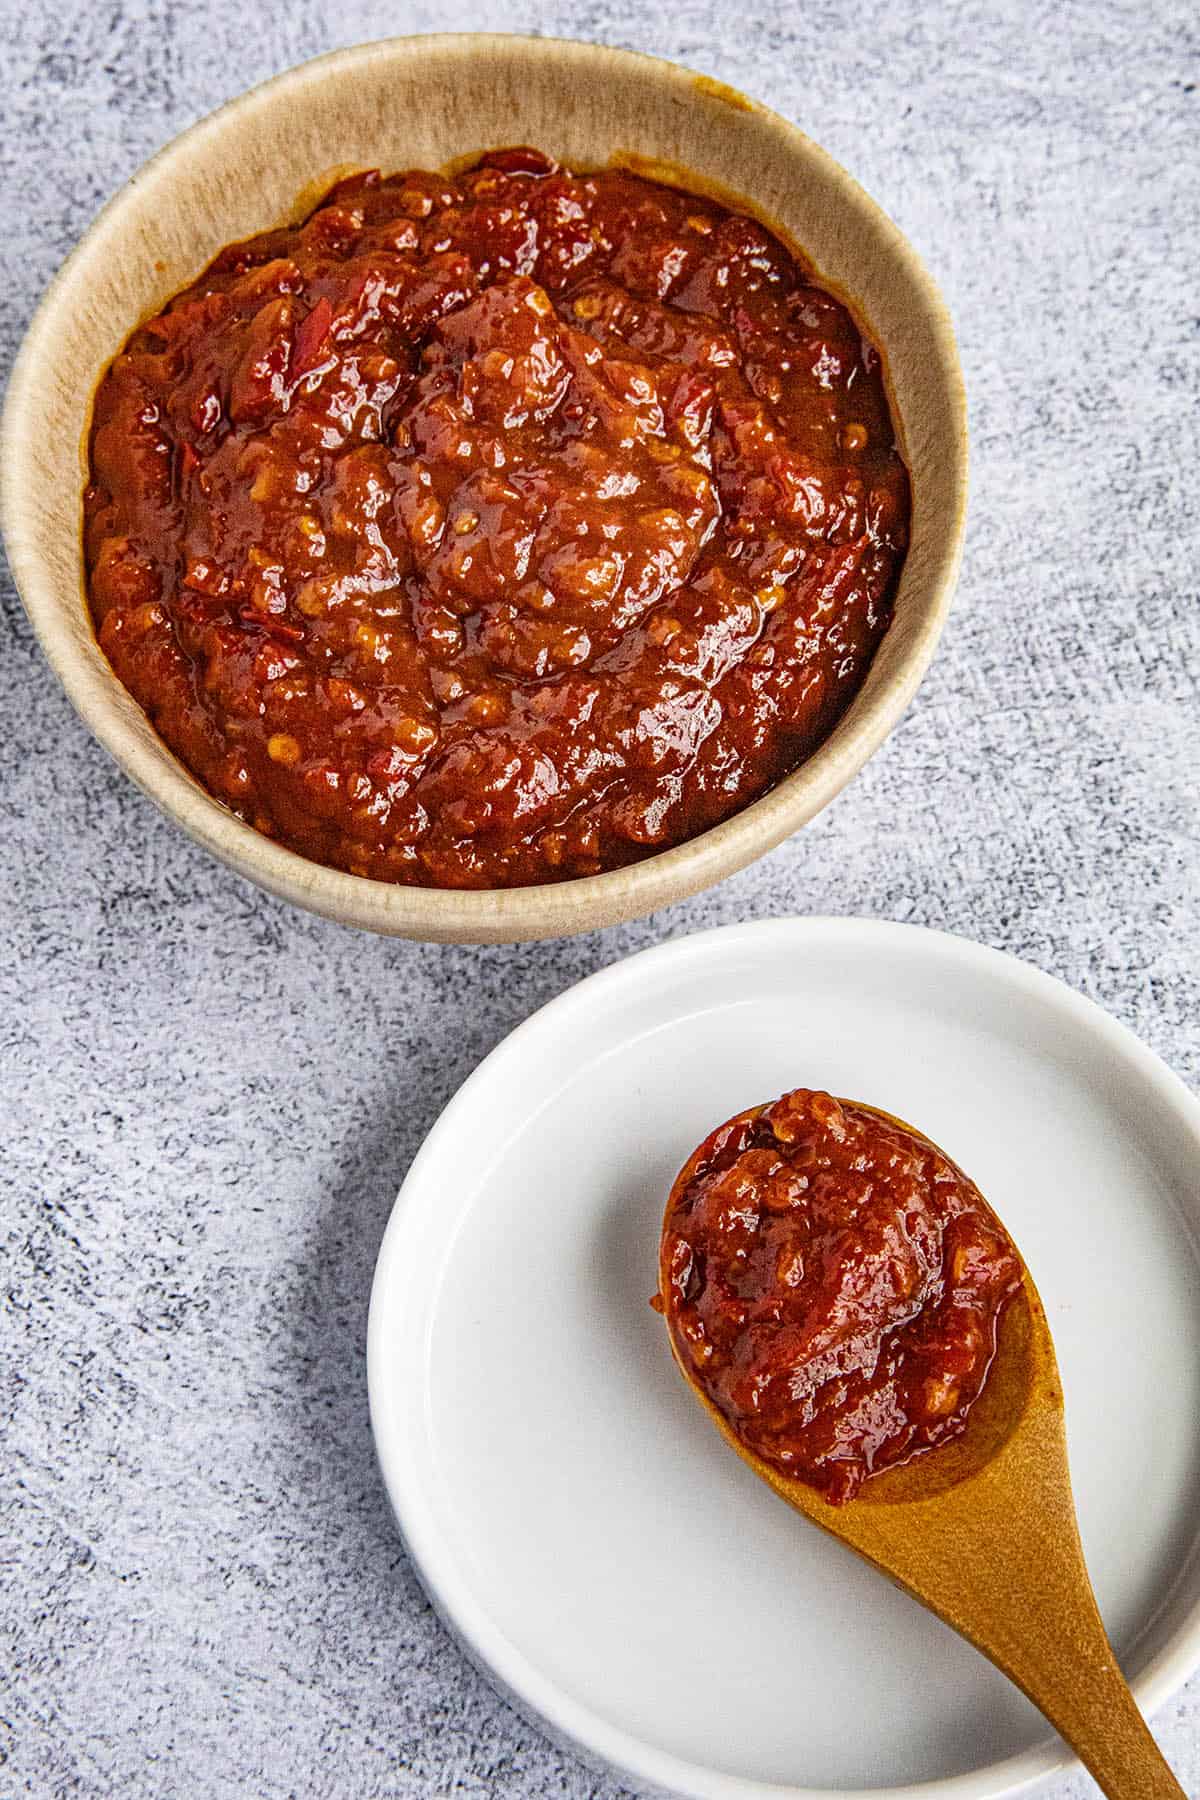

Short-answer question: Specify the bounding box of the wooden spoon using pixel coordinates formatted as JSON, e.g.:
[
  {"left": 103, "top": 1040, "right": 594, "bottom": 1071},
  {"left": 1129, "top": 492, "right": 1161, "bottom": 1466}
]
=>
[{"left": 660, "top": 1101, "right": 1186, "bottom": 1798}]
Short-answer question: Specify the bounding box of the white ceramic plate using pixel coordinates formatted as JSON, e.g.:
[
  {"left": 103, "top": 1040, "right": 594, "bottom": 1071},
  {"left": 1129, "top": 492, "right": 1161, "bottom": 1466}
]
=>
[{"left": 368, "top": 919, "right": 1200, "bottom": 1798}]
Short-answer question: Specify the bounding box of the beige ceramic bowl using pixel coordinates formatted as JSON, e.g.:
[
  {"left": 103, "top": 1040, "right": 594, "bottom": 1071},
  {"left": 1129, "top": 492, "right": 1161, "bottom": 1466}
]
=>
[{"left": 0, "top": 35, "right": 966, "bottom": 942}]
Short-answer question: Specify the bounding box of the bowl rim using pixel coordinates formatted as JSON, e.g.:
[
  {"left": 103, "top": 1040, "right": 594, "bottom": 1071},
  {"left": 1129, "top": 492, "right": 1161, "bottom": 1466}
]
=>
[
  {"left": 0, "top": 33, "right": 968, "bottom": 942},
  {"left": 367, "top": 915, "right": 1200, "bottom": 1798}
]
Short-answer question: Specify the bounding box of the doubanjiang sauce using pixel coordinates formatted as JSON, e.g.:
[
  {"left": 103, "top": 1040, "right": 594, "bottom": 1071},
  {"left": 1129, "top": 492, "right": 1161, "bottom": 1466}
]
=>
[
  {"left": 657, "top": 1089, "right": 1023, "bottom": 1503},
  {"left": 85, "top": 150, "right": 909, "bottom": 888}
]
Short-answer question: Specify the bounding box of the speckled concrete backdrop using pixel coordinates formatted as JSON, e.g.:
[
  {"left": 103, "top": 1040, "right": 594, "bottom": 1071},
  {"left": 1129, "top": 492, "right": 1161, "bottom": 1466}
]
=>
[{"left": 2, "top": 1, "right": 1198, "bottom": 1795}]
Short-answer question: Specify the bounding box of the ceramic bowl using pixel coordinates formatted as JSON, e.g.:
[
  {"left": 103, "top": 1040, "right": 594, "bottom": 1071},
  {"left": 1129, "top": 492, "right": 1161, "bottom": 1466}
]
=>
[{"left": 0, "top": 35, "right": 967, "bottom": 942}]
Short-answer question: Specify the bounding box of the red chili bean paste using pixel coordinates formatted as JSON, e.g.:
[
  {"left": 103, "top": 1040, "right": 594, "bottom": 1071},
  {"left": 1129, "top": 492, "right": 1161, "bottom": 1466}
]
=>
[
  {"left": 661, "top": 1089, "right": 1022, "bottom": 1502},
  {"left": 86, "top": 150, "right": 908, "bottom": 887}
]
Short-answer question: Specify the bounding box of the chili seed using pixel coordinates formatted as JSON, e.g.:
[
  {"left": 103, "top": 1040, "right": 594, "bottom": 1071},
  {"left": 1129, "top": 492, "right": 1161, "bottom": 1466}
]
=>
[{"left": 266, "top": 734, "right": 301, "bottom": 766}]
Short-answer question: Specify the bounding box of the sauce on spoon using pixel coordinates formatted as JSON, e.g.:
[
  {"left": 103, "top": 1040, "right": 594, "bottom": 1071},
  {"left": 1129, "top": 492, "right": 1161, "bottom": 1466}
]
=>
[
  {"left": 657, "top": 1087, "right": 1022, "bottom": 1501},
  {"left": 655, "top": 1088, "right": 1186, "bottom": 1796}
]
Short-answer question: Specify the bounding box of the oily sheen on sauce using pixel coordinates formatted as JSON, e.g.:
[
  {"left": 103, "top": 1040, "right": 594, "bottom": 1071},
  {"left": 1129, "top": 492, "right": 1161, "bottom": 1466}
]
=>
[
  {"left": 659, "top": 1088, "right": 1023, "bottom": 1503},
  {"left": 85, "top": 149, "right": 910, "bottom": 889}
]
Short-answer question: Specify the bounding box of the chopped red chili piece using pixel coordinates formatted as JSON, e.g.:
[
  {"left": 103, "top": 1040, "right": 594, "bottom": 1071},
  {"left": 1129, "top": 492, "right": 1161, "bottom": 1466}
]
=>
[{"left": 291, "top": 294, "right": 334, "bottom": 375}]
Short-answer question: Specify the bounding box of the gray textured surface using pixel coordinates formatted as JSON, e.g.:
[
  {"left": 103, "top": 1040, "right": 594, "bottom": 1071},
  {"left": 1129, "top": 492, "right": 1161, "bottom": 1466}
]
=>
[{"left": 2, "top": 1, "right": 1198, "bottom": 1794}]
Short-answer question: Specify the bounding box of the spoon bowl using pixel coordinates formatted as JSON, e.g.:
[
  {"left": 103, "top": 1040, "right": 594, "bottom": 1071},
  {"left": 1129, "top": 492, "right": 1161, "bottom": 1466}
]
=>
[{"left": 660, "top": 1097, "right": 1186, "bottom": 1799}]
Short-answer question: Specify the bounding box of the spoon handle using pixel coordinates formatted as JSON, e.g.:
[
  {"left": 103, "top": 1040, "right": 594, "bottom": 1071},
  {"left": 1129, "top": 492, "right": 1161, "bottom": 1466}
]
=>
[
  {"left": 1048, "top": 1682, "right": 1185, "bottom": 1797},
  {"left": 839, "top": 1450, "right": 1187, "bottom": 1796},
  {"left": 874, "top": 1495, "right": 1187, "bottom": 1798},
  {"left": 996, "top": 1607, "right": 1186, "bottom": 1798}
]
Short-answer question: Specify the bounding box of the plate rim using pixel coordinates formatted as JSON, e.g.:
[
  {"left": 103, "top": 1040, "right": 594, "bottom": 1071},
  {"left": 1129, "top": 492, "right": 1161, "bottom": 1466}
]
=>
[{"left": 367, "top": 917, "right": 1200, "bottom": 1798}]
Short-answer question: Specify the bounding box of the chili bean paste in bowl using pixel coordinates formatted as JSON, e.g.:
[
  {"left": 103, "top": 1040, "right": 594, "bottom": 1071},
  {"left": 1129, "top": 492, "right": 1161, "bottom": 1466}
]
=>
[
  {"left": 658, "top": 1088, "right": 1023, "bottom": 1503},
  {"left": 85, "top": 150, "right": 910, "bottom": 889}
]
